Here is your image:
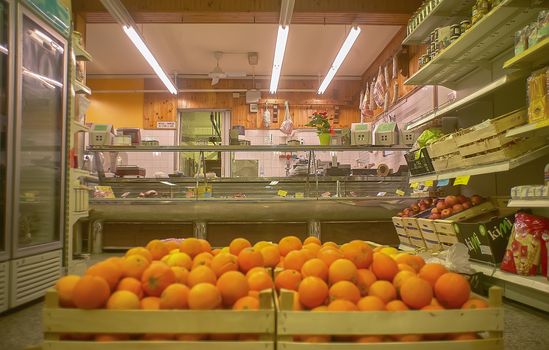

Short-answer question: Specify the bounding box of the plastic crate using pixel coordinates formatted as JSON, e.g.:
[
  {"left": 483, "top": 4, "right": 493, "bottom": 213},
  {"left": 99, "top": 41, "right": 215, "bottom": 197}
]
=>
[{"left": 404, "top": 148, "right": 435, "bottom": 176}]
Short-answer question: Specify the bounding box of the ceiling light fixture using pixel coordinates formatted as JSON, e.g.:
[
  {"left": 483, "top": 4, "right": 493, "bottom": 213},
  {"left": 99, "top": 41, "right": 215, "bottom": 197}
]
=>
[
  {"left": 100, "top": 0, "right": 177, "bottom": 94},
  {"left": 318, "top": 26, "right": 361, "bottom": 94},
  {"left": 269, "top": 0, "right": 294, "bottom": 94}
]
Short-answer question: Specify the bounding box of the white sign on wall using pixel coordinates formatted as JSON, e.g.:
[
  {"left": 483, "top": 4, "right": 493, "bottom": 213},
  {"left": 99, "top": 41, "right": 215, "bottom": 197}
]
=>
[{"left": 157, "top": 121, "right": 176, "bottom": 129}]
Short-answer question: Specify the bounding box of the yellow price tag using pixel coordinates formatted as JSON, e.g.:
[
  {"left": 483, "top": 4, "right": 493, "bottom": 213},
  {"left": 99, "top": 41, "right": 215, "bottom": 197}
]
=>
[
  {"left": 424, "top": 180, "right": 434, "bottom": 187},
  {"left": 453, "top": 175, "right": 471, "bottom": 186},
  {"left": 277, "top": 190, "right": 288, "bottom": 197},
  {"left": 395, "top": 189, "right": 405, "bottom": 196},
  {"left": 410, "top": 182, "right": 419, "bottom": 189},
  {"left": 295, "top": 192, "right": 304, "bottom": 198}
]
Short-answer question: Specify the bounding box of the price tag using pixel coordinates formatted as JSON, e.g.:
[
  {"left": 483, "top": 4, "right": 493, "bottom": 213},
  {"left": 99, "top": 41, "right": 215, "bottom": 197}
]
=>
[
  {"left": 377, "top": 192, "right": 387, "bottom": 197},
  {"left": 277, "top": 190, "right": 288, "bottom": 197},
  {"left": 424, "top": 180, "right": 434, "bottom": 187},
  {"left": 437, "top": 178, "right": 450, "bottom": 187},
  {"left": 269, "top": 181, "right": 279, "bottom": 186},
  {"left": 453, "top": 175, "right": 471, "bottom": 186},
  {"left": 410, "top": 182, "right": 419, "bottom": 189},
  {"left": 295, "top": 192, "right": 304, "bottom": 198},
  {"left": 395, "top": 189, "right": 405, "bottom": 196}
]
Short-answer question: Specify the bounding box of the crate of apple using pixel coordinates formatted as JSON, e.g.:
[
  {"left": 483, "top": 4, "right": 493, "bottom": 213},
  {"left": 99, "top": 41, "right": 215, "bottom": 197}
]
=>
[
  {"left": 429, "top": 195, "right": 485, "bottom": 219},
  {"left": 397, "top": 197, "right": 436, "bottom": 218}
]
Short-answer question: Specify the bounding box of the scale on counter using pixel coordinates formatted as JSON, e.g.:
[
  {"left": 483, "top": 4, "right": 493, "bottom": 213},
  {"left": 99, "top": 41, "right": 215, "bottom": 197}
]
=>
[{"left": 90, "top": 124, "right": 115, "bottom": 146}]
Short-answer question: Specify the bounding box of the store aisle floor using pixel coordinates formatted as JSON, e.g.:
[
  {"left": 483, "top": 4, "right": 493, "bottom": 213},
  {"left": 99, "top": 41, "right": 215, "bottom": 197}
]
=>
[{"left": 1, "top": 298, "right": 548, "bottom": 350}]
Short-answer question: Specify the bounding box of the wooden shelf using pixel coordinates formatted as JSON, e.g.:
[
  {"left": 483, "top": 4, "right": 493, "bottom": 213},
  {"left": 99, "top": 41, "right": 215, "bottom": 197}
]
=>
[
  {"left": 73, "top": 40, "right": 92, "bottom": 62},
  {"left": 88, "top": 144, "right": 412, "bottom": 152},
  {"left": 505, "top": 119, "right": 549, "bottom": 138},
  {"left": 507, "top": 199, "right": 549, "bottom": 208},
  {"left": 503, "top": 36, "right": 549, "bottom": 71},
  {"left": 74, "top": 80, "right": 91, "bottom": 95},
  {"left": 403, "top": 0, "right": 475, "bottom": 45},
  {"left": 406, "top": 73, "right": 522, "bottom": 130},
  {"left": 409, "top": 144, "right": 549, "bottom": 183},
  {"left": 405, "top": 0, "right": 541, "bottom": 87}
]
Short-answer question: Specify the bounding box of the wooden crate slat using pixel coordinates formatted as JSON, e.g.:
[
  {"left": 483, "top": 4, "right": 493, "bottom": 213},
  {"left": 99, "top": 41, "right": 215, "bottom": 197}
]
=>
[
  {"left": 277, "top": 338, "right": 503, "bottom": 350},
  {"left": 43, "top": 340, "right": 274, "bottom": 350},
  {"left": 277, "top": 309, "right": 503, "bottom": 335}
]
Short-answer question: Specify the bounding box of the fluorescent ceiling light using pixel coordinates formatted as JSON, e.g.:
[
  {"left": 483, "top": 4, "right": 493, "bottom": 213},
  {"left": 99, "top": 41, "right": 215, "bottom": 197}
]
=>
[
  {"left": 269, "top": 25, "right": 289, "bottom": 93},
  {"left": 318, "top": 26, "right": 361, "bottom": 94}
]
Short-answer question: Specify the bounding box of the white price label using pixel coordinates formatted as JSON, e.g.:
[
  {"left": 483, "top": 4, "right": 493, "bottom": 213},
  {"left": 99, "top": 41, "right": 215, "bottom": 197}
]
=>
[{"left": 157, "top": 121, "right": 176, "bottom": 129}]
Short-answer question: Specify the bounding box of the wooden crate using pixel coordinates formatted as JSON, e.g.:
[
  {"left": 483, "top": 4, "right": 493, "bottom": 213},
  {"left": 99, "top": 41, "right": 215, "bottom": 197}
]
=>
[
  {"left": 431, "top": 153, "right": 465, "bottom": 172},
  {"left": 40, "top": 289, "right": 275, "bottom": 350},
  {"left": 434, "top": 221, "right": 460, "bottom": 249},
  {"left": 426, "top": 133, "right": 459, "bottom": 159},
  {"left": 462, "top": 137, "right": 545, "bottom": 166},
  {"left": 458, "top": 133, "right": 518, "bottom": 157},
  {"left": 402, "top": 218, "right": 426, "bottom": 249},
  {"left": 416, "top": 218, "right": 441, "bottom": 251},
  {"left": 276, "top": 288, "right": 504, "bottom": 350},
  {"left": 392, "top": 217, "right": 411, "bottom": 246}
]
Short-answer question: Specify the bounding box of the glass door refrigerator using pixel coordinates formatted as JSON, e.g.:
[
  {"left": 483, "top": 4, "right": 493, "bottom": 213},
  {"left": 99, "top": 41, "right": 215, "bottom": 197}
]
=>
[{"left": 7, "top": 1, "right": 67, "bottom": 309}]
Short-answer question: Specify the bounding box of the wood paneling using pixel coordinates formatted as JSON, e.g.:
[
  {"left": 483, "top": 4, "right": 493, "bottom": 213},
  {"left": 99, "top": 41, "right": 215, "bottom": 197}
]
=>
[{"left": 143, "top": 93, "right": 178, "bottom": 129}]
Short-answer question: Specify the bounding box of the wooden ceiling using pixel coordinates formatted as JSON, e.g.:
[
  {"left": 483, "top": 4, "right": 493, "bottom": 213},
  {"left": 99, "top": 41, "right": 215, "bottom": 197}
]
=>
[{"left": 74, "top": 0, "right": 422, "bottom": 25}]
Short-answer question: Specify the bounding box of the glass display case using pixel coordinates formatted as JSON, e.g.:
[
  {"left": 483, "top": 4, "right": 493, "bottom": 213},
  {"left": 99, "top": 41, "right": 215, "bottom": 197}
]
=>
[{"left": 0, "top": 0, "right": 10, "bottom": 263}]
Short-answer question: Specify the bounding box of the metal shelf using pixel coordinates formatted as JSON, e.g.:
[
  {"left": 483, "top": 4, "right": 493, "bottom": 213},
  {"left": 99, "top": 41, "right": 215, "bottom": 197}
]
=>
[
  {"left": 405, "top": 0, "right": 541, "bottom": 87},
  {"left": 73, "top": 40, "right": 92, "bottom": 62},
  {"left": 409, "top": 144, "right": 549, "bottom": 183},
  {"left": 507, "top": 199, "right": 549, "bottom": 208},
  {"left": 403, "top": 0, "right": 475, "bottom": 45},
  {"left": 472, "top": 262, "right": 549, "bottom": 294},
  {"left": 87, "top": 145, "right": 412, "bottom": 152},
  {"left": 503, "top": 36, "right": 549, "bottom": 71},
  {"left": 506, "top": 119, "right": 549, "bottom": 137},
  {"left": 74, "top": 80, "right": 91, "bottom": 95},
  {"left": 406, "top": 73, "right": 522, "bottom": 130},
  {"left": 71, "top": 120, "right": 89, "bottom": 133}
]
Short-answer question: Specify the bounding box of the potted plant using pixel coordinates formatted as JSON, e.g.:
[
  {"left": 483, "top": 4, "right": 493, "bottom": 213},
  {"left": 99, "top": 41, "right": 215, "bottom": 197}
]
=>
[{"left": 306, "top": 111, "right": 332, "bottom": 145}]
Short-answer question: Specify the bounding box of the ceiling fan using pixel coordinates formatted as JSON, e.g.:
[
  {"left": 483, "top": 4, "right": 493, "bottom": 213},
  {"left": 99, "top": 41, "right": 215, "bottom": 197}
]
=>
[{"left": 208, "top": 51, "right": 247, "bottom": 85}]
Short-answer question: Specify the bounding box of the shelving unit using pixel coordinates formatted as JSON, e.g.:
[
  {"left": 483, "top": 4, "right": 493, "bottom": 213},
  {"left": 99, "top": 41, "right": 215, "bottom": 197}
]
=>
[
  {"left": 88, "top": 144, "right": 412, "bottom": 152},
  {"left": 507, "top": 199, "right": 549, "bottom": 207},
  {"left": 405, "top": 0, "right": 541, "bottom": 87},
  {"left": 505, "top": 119, "right": 549, "bottom": 137},
  {"left": 71, "top": 120, "right": 89, "bottom": 133},
  {"left": 72, "top": 39, "right": 92, "bottom": 61},
  {"left": 74, "top": 80, "right": 91, "bottom": 95},
  {"left": 403, "top": 0, "right": 476, "bottom": 45},
  {"left": 408, "top": 144, "right": 549, "bottom": 183},
  {"left": 503, "top": 36, "right": 549, "bottom": 70}
]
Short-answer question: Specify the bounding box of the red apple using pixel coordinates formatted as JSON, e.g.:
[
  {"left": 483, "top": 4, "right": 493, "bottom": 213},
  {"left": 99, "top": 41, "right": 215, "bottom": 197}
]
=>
[
  {"left": 470, "top": 195, "right": 484, "bottom": 206},
  {"left": 419, "top": 204, "right": 428, "bottom": 212},
  {"left": 421, "top": 198, "right": 433, "bottom": 207},
  {"left": 444, "top": 195, "right": 459, "bottom": 207},
  {"left": 440, "top": 208, "right": 453, "bottom": 219},
  {"left": 403, "top": 208, "right": 411, "bottom": 216},
  {"left": 462, "top": 201, "right": 472, "bottom": 209},
  {"left": 429, "top": 213, "right": 441, "bottom": 220},
  {"left": 452, "top": 204, "right": 464, "bottom": 213},
  {"left": 436, "top": 201, "right": 447, "bottom": 211},
  {"left": 410, "top": 204, "right": 420, "bottom": 213},
  {"left": 457, "top": 195, "right": 468, "bottom": 204},
  {"left": 431, "top": 208, "right": 440, "bottom": 214}
]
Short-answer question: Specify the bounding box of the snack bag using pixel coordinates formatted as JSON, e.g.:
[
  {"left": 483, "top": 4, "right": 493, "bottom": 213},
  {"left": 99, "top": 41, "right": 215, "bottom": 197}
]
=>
[{"left": 500, "top": 213, "right": 549, "bottom": 275}]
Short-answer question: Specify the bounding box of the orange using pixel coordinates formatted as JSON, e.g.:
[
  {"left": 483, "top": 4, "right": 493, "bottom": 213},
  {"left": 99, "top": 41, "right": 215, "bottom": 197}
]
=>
[
  {"left": 301, "top": 258, "right": 328, "bottom": 282},
  {"left": 126, "top": 247, "right": 153, "bottom": 262},
  {"left": 165, "top": 252, "right": 192, "bottom": 270},
  {"left": 304, "top": 236, "right": 321, "bottom": 245},
  {"left": 229, "top": 238, "right": 252, "bottom": 256},
  {"left": 410, "top": 255, "right": 425, "bottom": 271},
  {"left": 141, "top": 262, "right": 176, "bottom": 297},
  {"left": 107, "top": 290, "right": 140, "bottom": 309},
  {"left": 146, "top": 239, "right": 170, "bottom": 260},
  {"left": 356, "top": 335, "right": 384, "bottom": 343},
  {"left": 430, "top": 298, "right": 443, "bottom": 307},
  {"left": 187, "top": 265, "right": 217, "bottom": 287},
  {"left": 248, "top": 290, "right": 260, "bottom": 298},
  {"left": 260, "top": 245, "right": 281, "bottom": 268},
  {"left": 328, "top": 258, "right": 358, "bottom": 284},
  {"left": 368, "top": 280, "right": 397, "bottom": 304},
  {"left": 302, "top": 243, "right": 321, "bottom": 257},
  {"left": 238, "top": 248, "right": 264, "bottom": 273},
  {"left": 192, "top": 252, "right": 213, "bottom": 269},
  {"left": 211, "top": 253, "right": 239, "bottom": 277},
  {"left": 329, "top": 281, "right": 361, "bottom": 303},
  {"left": 300, "top": 248, "right": 316, "bottom": 261},
  {"left": 55, "top": 275, "right": 81, "bottom": 307},
  {"left": 284, "top": 250, "right": 307, "bottom": 271},
  {"left": 217, "top": 271, "right": 249, "bottom": 307},
  {"left": 392, "top": 270, "right": 416, "bottom": 295},
  {"left": 357, "top": 296, "right": 385, "bottom": 311},
  {"left": 400, "top": 277, "right": 433, "bottom": 309},
  {"left": 179, "top": 238, "right": 203, "bottom": 258},
  {"left": 253, "top": 241, "right": 271, "bottom": 251},
  {"left": 117, "top": 277, "right": 144, "bottom": 299},
  {"left": 398, "top": 263, "right": 416, "bottom": 273},
  {"left": 95, "top": 334, "right": 130, "bottom": 341},
  {"left": 140, "top": 296, "right": 160, "bottom": 309},
  {"left": 462, "top": 298, "right": 488, "bottom": 309},
  {"left": 159, "top": 283, "right": 189, "bottom": 309},
  {"left": 298, "top": 276, "right": 328, "bottom": 309},
  {"left": 393, "top": 334, "right": 423, "bottom": 342},
  {"left": 279, "top": 236, "right": 303, "bottom": 256},
  {"left": 121, "top": 254, "right": 151, "bottom": 279},
  {"left": 356, "top": 269, "right": 377, "bottom": 296},
  {"left": 86, "top": 260, "right": 122, "bottom": 291},
  {"left": 421, "top": 304, "right": 445, "bottom": 311},
  {"left": 328, "top": 299, "right": 358, "bottom": 311},
  {"left": 418, "top": 263, "right": 448, "bottom": 288},
  {"left": 449, "top": 333, "right": 479, "bottom": 340},
  {"left": 395, "top": 253, "right": 423, "bottom": 272},
  {"left": 198, "top": 239, "right": 212, "bottom": 253},
  {"left": 434, "top": 272, "right": 470, "bottom": 309},
  {"left": 105, "top": 257, "right": 124, "bottom": 270},
  {"left": 322, "top": 241, "right": 339, "bottom": 249},
  {"left": 291, "top": 291, "right": 303, "bottom": 310},
  {"left": 171, "top": 266, "right": 189, "bottom": 285},
  {"left": 164, "top": 240, "right": 180, "bottom": 253},
  {"left": 245, "top": 266, "right": 268, "bottom": 278},
  {"left": 275, "top": 269, "right": 302, "bottom": 291},
  {"left": 211, "top": 248, "right": 221, "bottom": 256},
  {"left": 317, "top": 247, "right": 344, "bottom": 267},
  {"left": 247, "top": 271, "right": 274, "bottom": 291},
  {"left": 386, "top": 300, "right": 409, "bottom": 311},
  {"left": 233, "top": 296, "right": 260, "bottom": 310},
  {"left": 341, "top": 241, "right": 373, "bottom": 269},
  {"left": 371, "top": 252, "right": 399, "bottom": 281},
  {"left": 188, "top": 283, "right": 222, "bottom": 309}
]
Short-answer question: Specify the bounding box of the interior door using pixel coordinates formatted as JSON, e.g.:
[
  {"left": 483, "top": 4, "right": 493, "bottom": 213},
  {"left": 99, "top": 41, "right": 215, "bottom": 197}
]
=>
[{"left": 12, "top": 7, "right": 66, "bottom": 257}]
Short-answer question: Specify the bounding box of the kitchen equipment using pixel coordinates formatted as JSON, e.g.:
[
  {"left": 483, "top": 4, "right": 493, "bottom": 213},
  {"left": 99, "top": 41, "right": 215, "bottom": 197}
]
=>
[
  {"left": 351, "top": 123, "right": 373, "bottom": 145},
  {"left": 115, "top": 165, "right": 146, "bottom": 178},
  {"left": 117, "top": 128, "right": 141, "bottom": 145},
  {"left": 113, "top": 135, "right": 131, "bottom": 146},
  {"left": 90, "top": 124, "right": 115, "bottom": 146}
]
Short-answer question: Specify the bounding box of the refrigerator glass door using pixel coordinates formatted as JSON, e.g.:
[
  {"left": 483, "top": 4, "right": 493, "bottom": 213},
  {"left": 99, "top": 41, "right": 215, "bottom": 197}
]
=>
[
  {"left": 13, "top": 9, "right": 66, "bottom": 255},
  {"left": 0, "top": 0, "right": 10, "bottom": 261}
]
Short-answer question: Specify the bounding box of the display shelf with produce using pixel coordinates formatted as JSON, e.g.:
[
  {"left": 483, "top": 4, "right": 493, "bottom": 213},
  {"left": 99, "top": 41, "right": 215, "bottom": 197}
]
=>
[
  {"left": 405, "top": 0, "right": 541, "bottom": 87},
  {"left": 503, "top": 36, "right": 549, "bottom": 71}
]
